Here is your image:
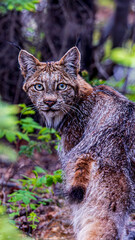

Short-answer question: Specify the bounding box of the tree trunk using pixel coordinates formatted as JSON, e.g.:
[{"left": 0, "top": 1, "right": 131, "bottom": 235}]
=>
[
  {"left": 0, "top": 10, "right": 26, "bottom": 104},
  {"left": 36, "top": 0, "right": 96, "bottom": 72}
]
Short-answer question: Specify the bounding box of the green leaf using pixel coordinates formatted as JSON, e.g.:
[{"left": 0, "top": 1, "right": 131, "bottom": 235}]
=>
[
  {"left": 20, "top": 117, "right": 42, "bottom": 133},
  {"left": 34, "top": 166, "right": 47, "bottom": 174},
  {"left": 16, "top": 6, "right": 23, "bottom": 11},
  {"left": 27, "top": 2, "right": 35, "bottom": 8},
  {"left": 32, "top": 170, "right": 38, "bottom": 179},
  {"left": 22, "top": 110, "right": 35, "bottom": 115},
  {"left": 37, "top": 134, "right": 51, "bottom": 141},
  {"left": 9, "top": 212, "right": 19, "bottom": 218},
  {"left": 32, "top": 0, "right": 39, "bottom": 3},
  {"left": 55, "top": 132, "right": 61, "bottom": 140},
  {"left": 0, "top": 144, "right": 17, "bottom": 162},
  {"left": 5, "top": 131, "right": 16, "bottom": 143},
  {"left": 110, "top": 47, "right": 135, "bottom": 67},
  {"left": 18, "top": 103, "right": 26, "bottom": 108},
  {"left": 45, "top": 175, "right": 54, "bottom": 187},
  {"left": 52, "top": 169, "right": 63, "bottom": 183},
  {"left": 39, "top": 176, "right": 46, "bottom": 185},
  {"left": 16, "top": 131, "right": 30, "bottom": 141},
  {"left": 0, "top": 130, "right": 5, "bottom": 138},
  {"left": 54, "top": 169, "right": 63, "bottom": 175},
  {"left": 8, "top": 190, "right": 36, "bottom": 204},
  {"left": 23, "top": 3, "right": 35, "bottom": 11},
  {"left": 23, "top": 196, "right": 30, "bottom": 204},
  {"left": 30, "top": 204, "right": 37, "bottom": 210},
  {"left": 34, "top": 178, "right": 42, "bottom": 188},
  {"left": 38, "top": 127, "right": 51, "bottom": 135},
  {"left": 19, "top": 104, "right": 36, "bottom": 115},
  {"left": 8, "top": 4, "right": 14, "bottom": 10}
]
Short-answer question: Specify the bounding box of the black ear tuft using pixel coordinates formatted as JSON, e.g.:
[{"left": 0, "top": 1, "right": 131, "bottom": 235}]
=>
[
  {"left": 68, "top": 186, "right": 86, "bottom": 204},
  {"left": 59, "top": 47, "right": 81, "bottom": 78}
]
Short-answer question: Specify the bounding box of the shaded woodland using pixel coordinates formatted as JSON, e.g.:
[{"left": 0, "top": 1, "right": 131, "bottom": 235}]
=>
[
  {"left": 0, "top": 0, "right": 135, "bottom": 239},
  {"left": 1, "top": 0, "right": 135, "bottom": 104}
]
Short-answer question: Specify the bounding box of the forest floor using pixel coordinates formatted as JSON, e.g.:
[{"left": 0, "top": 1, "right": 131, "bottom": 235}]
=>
[{"left": 0, "top": 147, "right": 75, "bottom": 240}]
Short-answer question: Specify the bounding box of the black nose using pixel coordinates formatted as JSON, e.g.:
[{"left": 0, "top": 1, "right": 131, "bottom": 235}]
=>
[{"left": 44, "top": 100, "right": 57, "bottom": 107}]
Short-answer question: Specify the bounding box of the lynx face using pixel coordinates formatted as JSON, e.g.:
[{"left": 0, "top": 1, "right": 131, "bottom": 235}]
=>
[{"left": 18, "top": 47, "right": 80, "bottom": 129}]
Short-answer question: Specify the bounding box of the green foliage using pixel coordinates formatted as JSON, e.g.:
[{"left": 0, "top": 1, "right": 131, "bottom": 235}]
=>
[
  {"left": 97, "top": 0, "right": 114, "bottom": 8},
  {"left": 81, "top": 70, "right": 89, "bottom": 82},
  {"left": 0, "top": 103, "right": 40, "bottom": 143},
  {"left": 19, "top": 141, "right": 40, "bottom": 157},
  {"left": 0, "top": 103, "right": 60, "bottom": 157},
  {"left": 28, "top": 47, "right": 42, "bottom": 61},
  {"left": 18, "top": 125, "right": 60, "bottom": 157},
  {"left": 0, "top": 206, "right": 31, "bottom": 240},
  {"left": 0, "top": 101, "right": 18, "bottom": 130},
  {"left": 0, "top": 0, "right": 39, "bottom": 14},
  {"left": 110, "top": 46, "right": 135, "bottom": 67},
  {"left": 8, "top": 167, "right": 63, "bottom": 229},
  {"left": 18, "top": 117, "right": 42, "bottom": 133},
  {"left": 9, "top": 190, "right": 37, "bottom": 205},
  {"left": 90, "top": 78, "right": 106, "bottom": 86},
  {"left": 103, "top": 39, "right": 112, "bottom": 60},
  {"left": 126, "top": 85, "right": 135, "bottom": 102},
  {"left": 81, "top": 70, "right": 106, "bottom": 86},
  {"left": 0, "top": 100, "right": 62, "bottom": 235},
  {"left": 0, "top": 101, "right": 19, "bottom": 161},
  {"left": 93, "top": 29, "right": 101, "bottom": 45},
  {"left": 0, "top": 144, "right": 17, "bottom": 162},
  {"left": 27, "top": 212, "right": 39, "bottom": 229},
  {"left": 19, "top": 104, "right": 36, "bottom": 115},
  {"left": 0, "top": 101, "right": 62, "bottom": 231},
  {"left": 125, "top": 94, "right": 135, "bottom": 102},
  {"left": 0, "top": 108, "right": 38, "bottom": 142},
  {"left": 107, "top": 78, "right": 125, "bottom": 89}
]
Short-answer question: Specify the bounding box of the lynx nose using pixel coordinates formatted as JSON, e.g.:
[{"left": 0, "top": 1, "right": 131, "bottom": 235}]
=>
[{"left": 44, "top": 100, "right": 57, "bottom": 107}]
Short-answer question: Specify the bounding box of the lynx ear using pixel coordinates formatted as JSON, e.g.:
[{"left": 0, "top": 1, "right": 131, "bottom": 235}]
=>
[
  {"left": 59, "top": 47, "right": 80, "bottom": 78},
  {"left": 18, "top": 50, "right": 40, "bottom": 78}
]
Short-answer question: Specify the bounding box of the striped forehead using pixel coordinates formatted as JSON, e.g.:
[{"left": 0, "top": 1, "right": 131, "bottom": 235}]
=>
[{"left": 41, "top": 71, "right": 61, "bottom": 82}]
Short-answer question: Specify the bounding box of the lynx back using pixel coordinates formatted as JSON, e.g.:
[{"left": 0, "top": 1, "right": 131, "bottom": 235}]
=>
[{"left": 19, "top": 47, "right": 135, "bottom": 240}]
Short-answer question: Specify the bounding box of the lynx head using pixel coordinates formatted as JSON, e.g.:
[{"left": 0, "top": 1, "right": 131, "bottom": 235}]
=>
[{"left": 18, "top": 47, "right": 81, "bottom": 129}]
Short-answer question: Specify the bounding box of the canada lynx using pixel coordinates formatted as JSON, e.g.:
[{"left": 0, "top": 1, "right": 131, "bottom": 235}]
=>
[{"left": 19, "top": 47, "right": 135, "bottom": 240}]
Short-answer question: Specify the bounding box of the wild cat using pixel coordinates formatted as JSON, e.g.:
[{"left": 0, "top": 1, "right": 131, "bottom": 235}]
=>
[{"left": 18, "top": 47, "right": 135, "bottom": 240}]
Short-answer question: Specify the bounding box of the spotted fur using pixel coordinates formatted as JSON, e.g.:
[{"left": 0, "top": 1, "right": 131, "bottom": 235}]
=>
[{"left": 19, "top": 47, "right": 135, "bottom": 240}]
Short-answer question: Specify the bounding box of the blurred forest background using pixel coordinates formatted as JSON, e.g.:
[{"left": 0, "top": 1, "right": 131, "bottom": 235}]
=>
[
  {"left": 0, "top": 0, "right": 135, "bottom": 239},
  {"left": 1, "top": 0, "right": 135, "bottom": 104}
]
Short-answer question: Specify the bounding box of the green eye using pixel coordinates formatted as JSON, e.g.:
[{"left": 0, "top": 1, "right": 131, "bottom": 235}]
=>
[
  {"left": 57, "top": 83, "right": 67, "bottom": 90},
  {"left": 34, "top": 84, "right": 44, "bottom": 91}
]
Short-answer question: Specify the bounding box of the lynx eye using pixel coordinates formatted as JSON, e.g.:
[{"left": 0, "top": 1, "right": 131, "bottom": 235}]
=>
[
  {"left": 34, "top": 84, "right": 44, "bottom": 91},
  {"left": 57, "top": 83, "right": 67, "bottom": 90}
]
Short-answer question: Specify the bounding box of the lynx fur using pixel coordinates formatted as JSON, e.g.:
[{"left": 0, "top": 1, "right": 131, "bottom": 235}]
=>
[{"left": 19, "top": 47, "right": 135, "bottom": 240}]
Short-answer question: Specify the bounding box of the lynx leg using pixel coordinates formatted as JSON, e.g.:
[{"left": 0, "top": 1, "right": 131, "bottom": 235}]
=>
[{"left": 67, "top": 154, "right": 94, "bottom": 203}]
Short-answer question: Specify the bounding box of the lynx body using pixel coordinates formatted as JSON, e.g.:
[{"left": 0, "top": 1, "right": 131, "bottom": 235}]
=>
[{"left": 19, "top": 47, "right": 135, "bottom": 240}]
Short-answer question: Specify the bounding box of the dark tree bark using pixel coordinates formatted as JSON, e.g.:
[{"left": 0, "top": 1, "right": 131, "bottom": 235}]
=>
[
  {"left": 98, "top": 0, "right": 131, "bottom": 48},
  {"left": 0, "top": 10, "right": 26, "bottom": 103},
  {"left": 112, "top": 0, "right": 131, "bottom": 48},
  {"left": 35, "top": 0, "right": 65, "bottom": 62},
  {"left": 0, "top": 0, "right": 132, "bottom": 104},
  {"left": 36, "top": 0, "right": 96, "bottom": 72},
  {"left": 95, "top": 0, "right": 131, "bottom": 79}
]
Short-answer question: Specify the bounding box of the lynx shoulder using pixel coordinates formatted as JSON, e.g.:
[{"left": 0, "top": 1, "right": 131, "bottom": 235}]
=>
[{"left": 19, "top": 47, "right": 135, "bottom": 240}]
